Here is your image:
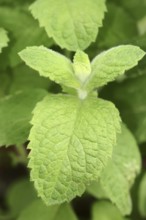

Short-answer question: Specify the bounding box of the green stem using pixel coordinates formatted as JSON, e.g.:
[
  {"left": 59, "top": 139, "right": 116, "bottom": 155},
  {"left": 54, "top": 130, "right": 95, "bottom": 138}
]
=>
[{"left": 15, "top": 145, "right": 28, "bottom": 165}]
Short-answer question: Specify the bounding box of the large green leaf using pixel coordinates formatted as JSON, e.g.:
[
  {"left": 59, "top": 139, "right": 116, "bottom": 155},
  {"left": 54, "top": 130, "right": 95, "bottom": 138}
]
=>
[
  {"left": 88, "top": 124, "right": 141, "bottom": 215},
  {"left": 28, "top": 94, "right": 120, "bottom": 205},
  {"left": 0, "top": 89, "right": 47, "bottom": 146},
  {"left": 30, "top": 0, "right": 106, "bottom": 51}
]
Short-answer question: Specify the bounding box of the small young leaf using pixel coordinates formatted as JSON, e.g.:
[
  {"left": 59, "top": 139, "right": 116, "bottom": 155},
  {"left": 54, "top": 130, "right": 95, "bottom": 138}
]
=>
[
  {"left": 92, "top": 201, "right": 124, "bottom": 220},
  {"left": 87, "top": 45, "right": 145, "bottom": 90},
  {"left": 30, "top": 0, "right": 106, "bottom": 51},
  {"left": 73, "top": 50, "right": 91, "bottom": 83},
  {"left": 28, "top": 94, "right": 120, "bottom": 205},
  {"left": 19, "top": 46, "right": 79, "bottom": 89},
  {"left": 0, "top": 89, "right": 47, "bottom": 146},
  {"left": 18, "top": 200, "right": 77, "bottom": 220},
  {"left": 88, "top": 124, "right": 141, "bottom": 215},
  {"left": 0, "top": 28, "right": 9, "bottom": 53}
]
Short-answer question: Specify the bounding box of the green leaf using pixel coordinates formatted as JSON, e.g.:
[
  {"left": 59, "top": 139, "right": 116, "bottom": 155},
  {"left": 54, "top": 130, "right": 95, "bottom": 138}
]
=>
[
  {"left": 0, "top": 6, "right": 53, "bottom": 67},
  {"left": 0, "top": 89, "right": 47, "bottom": 146},
  {"left": 7, "top": 179, "right": 37, "bottom": 218},
  {"left": 73, "top": 50, "right": 91, "bottom": 84},
  {"left": 138, "top": 173, "right": 146, "bottom": 217},
  {"left": 87, "top": 181, "right": 107, "bottom": 199},
  {"left": 28, "top": 94, "right": 120, "bottom": 205},
  {"left": 20, "top": 46, "right": 145, "bottom": 94},
  {"left": 97, "top": 3, "right": 138, "bottom": 49},
  {"left": 18, "top": 200, "right": 77, "bottom": 220},
  {"left": 10, "top": 64, "right": 51, "bottom": 94},
  {"left": 92, "top": 201, "right": 124, "bottom": 220},
  {"left": 30, "top": 0, "right": 106, "bottom": 51},
  {"left": 0, "top": 28, "right": 9, "bottom": 53},
  {"left": 88, "top": 124, "right": 141, "bottom": 215},
  {"left": 87, "top": 45, "right": 145, "bottom": 91},
  {"left": 101, "top": 73, "right": 146, "bottom": 143},
  {"left": 111, "top": 124, "right": 141, "bottom": 187},
  {"left": 99, "top": 165, "right": 131, "bottom": 215},
  {"left": 19, "top": 46, "right": 79, "bottom": 89}
]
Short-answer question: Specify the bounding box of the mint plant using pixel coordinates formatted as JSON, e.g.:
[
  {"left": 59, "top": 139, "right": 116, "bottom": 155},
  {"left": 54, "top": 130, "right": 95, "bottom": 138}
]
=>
[
  {"left": 18, "top": 45, "right": 144, "bottom": 207},
  {"left": 0, "top": 0, "right": 146, "bottom": 220}
]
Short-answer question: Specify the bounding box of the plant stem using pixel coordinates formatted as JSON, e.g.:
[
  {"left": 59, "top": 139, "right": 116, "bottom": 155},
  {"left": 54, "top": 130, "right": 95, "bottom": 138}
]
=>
[{"left": 15, "top": 145, "right": 28, "bottom": 165}]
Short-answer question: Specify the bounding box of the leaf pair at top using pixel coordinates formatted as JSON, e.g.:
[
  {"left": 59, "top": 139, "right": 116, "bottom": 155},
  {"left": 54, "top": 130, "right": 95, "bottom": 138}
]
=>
[
  {"left": 19, "top": 45, "right": 145, "bottom": 96},
  {"left": 18, "top": 45, "right": 145, "bottom": 207}
]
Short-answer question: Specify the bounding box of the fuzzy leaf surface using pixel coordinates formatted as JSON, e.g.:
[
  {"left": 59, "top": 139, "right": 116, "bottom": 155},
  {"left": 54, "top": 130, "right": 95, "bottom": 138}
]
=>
[
  {"left": 87, "top": 45, "right": 145, "bottom": 90},
  {"left": 30, "top": 0, "right": 106, "bottom": 51},
  {"left": 19, "top": 46, "right": 79, "bottom": 89},
  {"left": 73, "top": 50, "right": 91, "bottom": 83},
  {"left": 88, "top": 124, "right": 141, "bottom": 215},
  {"left": 28, "top": 94, "right": 120, "bottom": 205}
]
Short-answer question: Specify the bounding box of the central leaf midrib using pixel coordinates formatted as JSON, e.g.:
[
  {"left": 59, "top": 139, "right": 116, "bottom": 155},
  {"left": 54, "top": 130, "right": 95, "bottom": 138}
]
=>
[
  {"left": 64, "top": 0, "right": 80, "bottom": 48},
  {"left": 49, "top": 97, "right": 85, "bottom": 201}
]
